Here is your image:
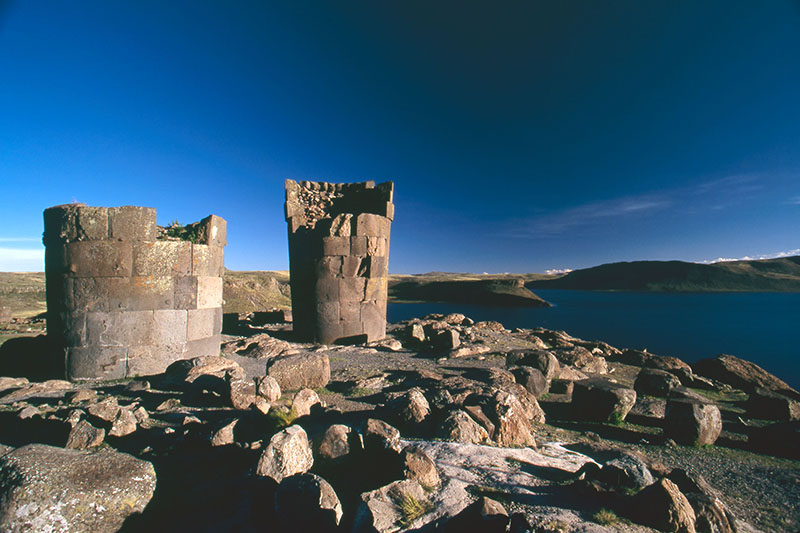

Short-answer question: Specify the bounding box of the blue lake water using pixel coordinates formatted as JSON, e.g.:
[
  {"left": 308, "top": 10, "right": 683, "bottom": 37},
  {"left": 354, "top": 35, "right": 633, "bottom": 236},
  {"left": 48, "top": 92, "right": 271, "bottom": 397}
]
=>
[{"left": 387, "top": 290, "right": 800, "bottom": 390}]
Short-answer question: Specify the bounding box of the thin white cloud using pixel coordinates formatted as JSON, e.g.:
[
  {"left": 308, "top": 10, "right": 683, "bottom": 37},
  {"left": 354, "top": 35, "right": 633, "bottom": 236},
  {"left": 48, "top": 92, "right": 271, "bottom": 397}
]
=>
[
  {"left": 545, "top": 268, "right": 573, "bottom": 275},
  {"left": 787, "top": 196, "right": 800, "bottom": 206},
  {"left": 699, "top": 248, "right": 800, "bottom": 264},
  {"left": 0, "top": 237, "right": 40, "bottom": 243},
  {"left": 0, "top": 247, "right": 44, "bottom": 271}
]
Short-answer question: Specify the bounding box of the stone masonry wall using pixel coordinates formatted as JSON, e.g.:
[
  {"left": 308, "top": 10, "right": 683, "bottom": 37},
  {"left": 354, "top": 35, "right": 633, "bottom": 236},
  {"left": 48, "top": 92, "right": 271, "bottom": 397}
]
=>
[
  {"left": 285, "top": 180, "right": 393, "bottom": 344},
  {"left": 43, "top": 204, "right": 226, "bottom": 380}
]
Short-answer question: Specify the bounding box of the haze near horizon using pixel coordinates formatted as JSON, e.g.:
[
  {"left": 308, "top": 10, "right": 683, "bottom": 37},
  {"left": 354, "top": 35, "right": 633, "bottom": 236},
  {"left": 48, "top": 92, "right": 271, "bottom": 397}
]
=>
[{"left": 1, "top": 1, "right": 799, "bottom": 273}]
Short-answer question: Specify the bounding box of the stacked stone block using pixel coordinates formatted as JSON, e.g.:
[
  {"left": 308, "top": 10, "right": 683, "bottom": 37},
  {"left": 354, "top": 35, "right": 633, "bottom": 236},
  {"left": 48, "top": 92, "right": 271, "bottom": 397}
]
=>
[
  {"left": 43, "top": 204, "right": 226, "bottom": 380},
  {"left": 285, "top": 180, "right": 393, "bottom": 344}
]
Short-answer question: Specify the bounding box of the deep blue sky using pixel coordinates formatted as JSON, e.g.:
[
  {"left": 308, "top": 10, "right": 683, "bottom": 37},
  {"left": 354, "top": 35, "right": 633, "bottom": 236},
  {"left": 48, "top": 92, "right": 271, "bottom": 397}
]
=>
[{"left": 2, "top": 1, "right": 799, "bottom": 273}]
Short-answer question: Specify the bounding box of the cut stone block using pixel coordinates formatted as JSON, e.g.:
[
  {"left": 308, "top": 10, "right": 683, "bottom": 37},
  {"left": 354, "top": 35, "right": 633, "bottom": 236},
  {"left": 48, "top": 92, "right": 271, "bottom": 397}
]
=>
[
  {"left": 75, "top": 206, "right": 109, "bottom": 241},
  {"left": 196, "top": 276, "right": 223, "bottom": 309},
  {"left": 153, "top": 309, "right": 188, "bottom": 345},
  {"left": 187, "top": 307, "right": 221, "bottom": 341},
  {"left": 197, "top": 214, "right": 227, "bottom": 247},
  {"left": 133, "top": 241, "right": 192, "bottom": 277},
  {"left": 67, "top": 241, "right": 132, "bottom": 278},
  {"left": 191, "top": 244, "right": 225, "bottom": 277},
  {"left": 86, "top": 310, "right": 154, "bottom": 347},
  {"left": 127, "top": 344, "right": 188, "bottom": 377},
  {"left": 68, "top": 346, "right": 127, "bottom": 380},
  {"left": 322, "top": 237, "right": 350, "bottom": 256},
  {"left": 108, "top": 206, "right": 157, "bottom": 242}
]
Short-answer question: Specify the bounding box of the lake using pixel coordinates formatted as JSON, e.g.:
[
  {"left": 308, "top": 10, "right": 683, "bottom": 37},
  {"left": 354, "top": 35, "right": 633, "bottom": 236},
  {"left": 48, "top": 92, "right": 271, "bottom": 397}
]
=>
[{"left": 387, "top": 290, "right": 800, "bottom": 390}]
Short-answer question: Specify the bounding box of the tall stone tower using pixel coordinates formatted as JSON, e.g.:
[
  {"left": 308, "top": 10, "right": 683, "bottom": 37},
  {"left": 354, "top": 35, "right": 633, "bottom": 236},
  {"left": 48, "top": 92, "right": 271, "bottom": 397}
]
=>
[
  {"left": 284, "top": 180, "right": 394, "bottom": 344},
  {"left": 43, "top": 204, "right": 226, "bottom": 380}
]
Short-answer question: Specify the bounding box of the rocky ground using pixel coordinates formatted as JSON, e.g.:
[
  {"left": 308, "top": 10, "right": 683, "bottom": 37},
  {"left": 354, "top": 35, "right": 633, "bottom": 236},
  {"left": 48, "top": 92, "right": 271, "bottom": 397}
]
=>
[{"left": 1, "top": 313, "right": 799, "bottom": 532}]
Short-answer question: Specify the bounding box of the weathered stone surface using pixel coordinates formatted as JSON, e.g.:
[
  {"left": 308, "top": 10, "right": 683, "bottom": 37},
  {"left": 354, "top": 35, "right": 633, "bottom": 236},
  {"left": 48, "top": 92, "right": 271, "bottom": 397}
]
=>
[
  {"left": 68, "top": 388, "right": 97, "bottom": 403},
  {"left": 164, "top": 355, "right": 244, "bottom": 385},
  {"left": 87, "top": 396, "right": 120, "bottom": 422},
  {"left": 0, "top": 444, "right": 156, "bottom": 532},
  {"left": 363, "top": 418, "right": 403, "bottom": 453},
  {"left": 664, "top": 400, "right": 722, "bottom": 446},
  {"left": 635, "top": 368, "right": 682, "bottom": 397},
  {"left": 108, "top": 407, "right": 138, "bottom": 437},
  {"left": 17, "top": 406, "right": 40, "bottom": 419},
  {"left": 406, "top": 323, "right": 426, "bottom": 345},
  {"left": 506, "top": 349, "right": 560, "bottom": 380},
  {"left": 352, "top": 479, "right": 428, "bottom": 533},
  {"left": 256, "top": 425, "right": 314, "bottom": 483},
  {"left": 748, "top": 421, "right": 800, "bottom": 459},
  {"left": 693, "top": 353, "right": 800, "bottom": 399},
  {"left": 65, "top": 419, "right": 105, "bottom": 449},
  {"left": 274, "top": 473, "right": 343, "bottom": 531},
  {"left": 227, "top": 374, "right": 259, "bottom": 410},
  {"left": 552, "top": 345, "right": 608, "bottom": 374},
  {"left": 267, "top": 352, "right": 330, "bottom": 391},
  {"left": 389, "top": 387, "right": 430, "bottom": 425},
  {"left": 210, "top": 418, "right": 238, "bottom": 447},
  {"left": 486, "top": 389, "right": 536, "bottom": 447},
  {"left": 746, "top": 387, "right": 800, "bottom": 421},
  {"left": 108, "top": 205, "right": 156, "bottom": 242},
  {"left": 255, "top": 375, "right": 282, "bottom": 402},
  {"left": 315, "top": 424, "right": 352, "bottom": 461},
  {"left": 630, "top": 478, "right": 697, "bottom": 533},
  {"left": 445, "top": 496, "right": 509, "bottom": 533},
  {"left": 293, "top": 387, "right": 321, "bottom": 417},
  {"left": 221, "top": 333, "right": 291, "bottom": 359},
  {"left": 437, "top": 409, "right": 490, "bottom": 444},
  {"left": 510, "top": 366, "right": 549, "bottom": 398},
  {"left": 572, "top": 378, "right": 637, "bottom": 423},
  {"left": 0, "top": 377, "right": 28, "bottom": 393},
  {"left": 402, "top": 446, "right": 440, "bottom": 490}
]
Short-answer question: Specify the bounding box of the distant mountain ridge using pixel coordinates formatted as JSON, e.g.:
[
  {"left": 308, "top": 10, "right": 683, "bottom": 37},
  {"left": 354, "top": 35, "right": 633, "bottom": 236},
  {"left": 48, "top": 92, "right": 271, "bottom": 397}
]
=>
[{"left": 528, "top": 256, "right": 800, "bottom": 292}]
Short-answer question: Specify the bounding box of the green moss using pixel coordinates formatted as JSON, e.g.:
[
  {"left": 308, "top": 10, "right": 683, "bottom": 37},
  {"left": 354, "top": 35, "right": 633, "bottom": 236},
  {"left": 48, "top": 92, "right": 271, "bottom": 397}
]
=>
[{"left": 266, "top": 406, "right": 297, "bottom": 429}]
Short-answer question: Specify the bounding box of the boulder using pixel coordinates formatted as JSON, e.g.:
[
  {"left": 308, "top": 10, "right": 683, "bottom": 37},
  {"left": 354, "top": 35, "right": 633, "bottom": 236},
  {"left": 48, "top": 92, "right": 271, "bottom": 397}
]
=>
[
  {"left": 486, "top": 389, "right": 536, "bottom": 447},
  {"left": 506, "top": 349, "right": 560, "bottom": 380},
  {"left": 444, "top": 496, "right": 509, "bottom": 533},
  {"left": 209, "top": 418, "right": 238, "bottom": 447},
  {"left": 221, "top": 332, "right": 291, "bottom": 359},
  {"left": 629, "top": 478, "right": 696, "bottom": 533},
  {"left": 664, "top": 400, "right": 722, "bottom": 446},
  {"left": 274, "top": 473, "right": 343, "bottom": 532},
  {"left": 267, "top": 352, "right": 330, "bottom": 391},
  {"left": 65, "top": 419, "right": 105, "bottom": 449},
  {"left": 87, "top": 396, "right": 120, "bottom": 422},
  {"left": 163, "top": 355, "right": 244, "bottom": 385},
  {"left": 572, "top": 378, "right": 637, "bottom": 423},
  {"left": 497, "top": 382, "right": 546, "bottom": 424},
  {"left": 746, "top": 387, "right": 800, "bottom": 421},
  {"left": 255, "top": 375, "right": 282, "bottom": 402},
  {"left": 227, "top": 373, "right": 262, "bottom": 411},
  {"left": 510, "top": 366, "right": 549, "bottom": 398},
  {"left": 0, "top": 444, "right": 156, "bottom": 532},
  {"left": 293, "top": 388, "right": 321, "bottom": 417},
  {"left": 363, "top": 418, "right": 403, "bottom": 454},
  {"left": 352, "top": 479, "right": 429, "bottom": 532},
  {"left": 692, "top": 354, "right": 800, "bottom": 399},
  {"left": 389, "top": 387, "right": 430, "bottom": 425},
  {"left": 108, "top": 407, "right": 138, "bottom": 437},
  {"left": 315, "top": 424, "right": 353, "bottom": 462},
  {"left": 635, "top": 368, "right": 682, "bottom": 397},
  {"left": 668, "top": 469, "right": 735, "bottom": 533},
  {"left": 256, "top": 425, "right": 314, "bottom": 483},
  {"left": 433, "top": 328, "right": 460, "bottom": 351},
  {"left": 402, "top": 446, "right": 440, "bottom": 490},
  {"left": 406, "top": 323, "right": 426, "bottom": 345},
  {"left": 0, "top": 377, "right": 28, "bottom": 392},
  {"left": 748, "top": 421, "right": 800, "bottom": 459},
  {"left": 437, "top": 409, "right": 490, "bottom": 444},
  {"left": 553, "top": 346, "right": 607, "bottom": 373},
  {"left": 463, "top": 404, "right": 496, "bottom": 440},
  {"left": 68, "top": 388, "right": 97, "bottom": 403}
]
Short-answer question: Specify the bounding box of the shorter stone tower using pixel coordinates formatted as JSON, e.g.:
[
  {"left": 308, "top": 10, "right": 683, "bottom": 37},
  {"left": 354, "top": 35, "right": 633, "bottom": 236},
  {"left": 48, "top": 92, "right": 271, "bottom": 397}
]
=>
[
  {"left": 43, "top": 204, "right": 226, "bottom": 380},
  {"left": 284, "top": 180, "right": 393, "bottom": 344}
]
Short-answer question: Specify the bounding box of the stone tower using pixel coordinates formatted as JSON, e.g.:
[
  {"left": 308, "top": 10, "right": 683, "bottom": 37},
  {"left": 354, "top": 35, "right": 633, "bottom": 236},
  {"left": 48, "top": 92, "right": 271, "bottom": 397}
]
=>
[
  {"left": 284, "top": 180, "right": 394, "bottom": 344},
  {"left": 43, "top": 204, "right": 226, "bottom": 380}
]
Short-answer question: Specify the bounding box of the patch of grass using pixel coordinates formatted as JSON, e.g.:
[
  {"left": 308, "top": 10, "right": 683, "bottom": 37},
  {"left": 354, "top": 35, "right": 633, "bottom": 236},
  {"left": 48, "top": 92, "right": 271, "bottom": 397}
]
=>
[
  {"left": 345, "top": 387, "right": 376, "bottom": 398},
  {"left": 505, "top": 457, "right": 523, "bottom": 468},
  {"left": 592, "top": 508, "right": 622, "bottom": 526},
  {"left": 397, "top": 493, "right": 433, "bottom": 528},
  {"left": 608, "top": 411, "right": 625, "bottom": 426},
  {"left": 164, "top": 220, "right": 200, "bottom": 243},
  {"left": 689, "top": 386, "right": 747, "bottom": 403},
  {"left": 313, "top": 386, "right": 336, "bottom": 395}
]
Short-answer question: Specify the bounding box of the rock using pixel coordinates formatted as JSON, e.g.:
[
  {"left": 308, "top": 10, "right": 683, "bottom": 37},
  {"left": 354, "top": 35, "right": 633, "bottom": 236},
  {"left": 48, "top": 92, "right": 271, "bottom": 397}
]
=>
[
  {"left": 506, "top": 349, "right": 560, "bottom": 380},
  {"left": 445, "top": 496, "right": 509, "bottom": 533},
  {"left": 255, "top": 375, "right": 282, "bottom": 402},
  {"left": 315, "top": 424, "right": 352, "bottom": 461},
  {"left": 87, "top": 396, "right": 120, "bottom": 422},
  {"left": 434, "top": 329, "right": 461, "bottom": 351},
  {"left": 67, "top": 388, "right": 97, "bottom": 403},
  {"left": 474, "top": 320, "right": 506, "bottom": 332},
  {"left": 443, "top": 313, "right": 468, "bottom": 325},
  {"left": 274, "top": 473, "right": 343, "bottom": 532},
  {"left": 602, "top": 453, "right": 655, "bottom": 492},
  {"left": 402, "top": 446, "right": 440, "bottom": 490},
  {"left": 363, "top": 418, "right": 403, "bottom": 453},
  {"left": 629, "top": 478, "right": 697, "bottom": 533},
  {"left": 293, "top": 387, "right": 321, "bottom": 417},
  {"left": 486, "top": 389, "right": 536, "bottom": 447},
  {"left": 371, "top": 338, "right": 404, "bottom": 352},
  {"left": 618, "top": 348, "right": 652, "bottom": 366},
  {"left": 553, "top": 346, "right": 607, "bottom": 374},
  {"left": 390, "top": 387, "right": 430, "bottom": 425},
  {"left": 156, "top": 397, "right": 182, "bottom": 411},
  {"left": 510, "top": 366, "right": 549, "bottom": 398},
  {"left": 498, "top": 382, "right": 547, "bottom": 424},
  {"left": 221, "top": 332, "right": 291, "bottom": 359},
  {"left": 133, "top": 406, "right": 149, "bottom": 425},
  {"left": 463, "top": 404, "right": 496, "bottom": 440},
  {"left": 0, "top": 444, "right": 156, "bottom": 532},
  {"left": 572, "top": 378, "right": 636, "bottom": 423},
  {"left": 267, "top": 352, "right": 330, "bottom": 391},
  {"left": 0, "top": 380, "right": 72, "bottom": 404},
  {"left": 125, "top": 380, "right": 151, "bottom": 392},
  {"left": 667, "top": 469, "right": 735, "bottom": 533},
  {"left": 748, "top": 421, "right": 800, "bottom": 459},
  {"left": 256, "top": 425, "right": 314, "bottom": 483},
  {"left": 164, "top": 355, "right": 245, "bottom": 385},
  {"left": 353, "top": 479, "right": 429, "bottom": 532},
  {"left": 65, "top": 419, "right": 105, "bottom": 449},
  {"left": 556, "top": 366, "right": 588, "bottom": 381},
  {"left": 210, "top": 418, "right": 238, "bottom": 446},
  {"left": 0, "top": 376, "right": 28, "bottom": 392},
  {"left": 406, "top": 323, "right": 426, "bottom": 345},
  {"left": 549, "top": 378, "right": 574, "bottom": 396},
  {"left": 635, "top": 368, "right": 682, "bottom": 397},
  {"left": 664, "top": 399, "right": 722, "bottom": 446},
  {"left": 17, "top": 405, "right": 40, "bottom": 419},
  {"left": 692, "top": 354, "right": 800, "bottom": 399},
  {"left": 449, "top": 344, "right": 492, "bottom": 358},
  {"left": 437, "top": 409, "right": 490, "bottom": 444},
  {"left": 227, "top": 374, "right": 260, "bottom": 410},
  {"left": 746, "top": 387, "right": 800, "bottom": 421},
  {"left": 108, "top": 407, "right": 138, "bottom": 437}
]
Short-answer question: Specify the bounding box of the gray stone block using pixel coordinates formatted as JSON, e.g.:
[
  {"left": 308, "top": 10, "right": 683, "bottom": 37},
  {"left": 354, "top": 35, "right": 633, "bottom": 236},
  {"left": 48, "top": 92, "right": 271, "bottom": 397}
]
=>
[
  {"left": 316, "top": 322, "right": 343, "bottom": 344},
  {"left": 339, "top": 301, "right": 360, "bottom": 324},
  {"left": 67, "top": 241, "right": 132, "bottom": 278},
  {"left": 127, "top": 343, "right": 187, "bottom": 377},
  {"left": 367, "top": 237, "right": 387, "bottom": 257},
  {"left": 350, "top": 236, "right": 367, "bottom": 256},
  {"left": 341, "top": 256, "right": 361, "bottom": 277},
  {"left": 133, "top": 241, "right": 192, "bottom": 277},
  {"left": 196, "top": 276, "right": 223, "bottom": 309},
  {"left": 67, "top": 346, "right": 127, "bottom": 381},
  {"left": 123, "top": 276, "right": 175, "bottom": 310},
  {"left": 322, "top": 237, "right": 350, "bottom": 256},
  {"left": 315, "top": 276, "right": 339, "bottom": 301},
  {"left": 187, "top": 308, "right": 220, "bottom": 341},
  {"left": 354, "top": 213, "right": 389, "bottom": 237},
  {"left": 316, "top": 256, "right": 342, "bottom": 277},
  {"left": 43, "top": 204, "right": 81, "bottom": 244},
  {"left": 75, "top": 206, "right": 109, "bottom": 241},
  {"left": 192, "top": 244, "right": 224, "bottom": 277},
  {"left": 339, "top": 277, "right": 366, "bottom": 302},
  {"left": 369, "top": 256, "right": 389, "bottom": 277},
  {"left": 365, "top": 278, "right": 387, "bottom": 301},
  {"left": 185, "top": 335, "right": 222, "bottom": 357},
  {"left": 153, "top": 309, "right": 188, "bottom": 345},
  {"left": 86, "top": 310, "right": 154, "bottom": 347},
  {"left": 108, "top": 206, "right": 157, "bottom": 242},
  {"left": 316, "top": 301, "right": 339, "bottom": 324},
  {"left": 198, "top": 215, "right": 227, "bottom": 247},
  {"left": 174, "top": 276, "right": 198, "bottom": 309}
]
